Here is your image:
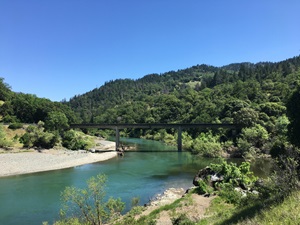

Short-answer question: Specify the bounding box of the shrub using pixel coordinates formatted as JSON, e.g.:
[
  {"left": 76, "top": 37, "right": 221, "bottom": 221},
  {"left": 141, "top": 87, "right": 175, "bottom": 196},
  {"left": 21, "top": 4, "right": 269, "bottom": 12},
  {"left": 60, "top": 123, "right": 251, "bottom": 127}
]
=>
[
  {"left": 62, "top": 130, "right": 93, "bottom": 150},
  {"left": 182, "top": 131, "right": 193, "bottom": 150},
  {"left": 19, "top": 122, "right": 59, "bottom": 149},
  {"left": 270, "top": 147, "right": 300, "bottom": 201},
  {"left": 217, "top": 183, "right": 242, "bottom": 205},
  {"left": 192, "top": 131, "right": 222, "bottom": 157},
  {"left": 197, "top": 179, "right": 214, "bottom": 195},
  {"left": 1, "top": 115, "right": 19, "bottom": 123},
  {"left": 131, "top": 197, "right": 140, "bottom": 208},
  {"left": 0, "top": 124, "right": 13, "bottom": 148},
  {"left": 205, "top": 160, "right": 258, "bottom": 205},
  {"left": 8, "top": 122, "right": 23, "bottom": 130},
  {"left": 171, "top": 214, "right": 194, "bottom": 225},
  {"left": 210, "top": 160, "right": 257, "bottom": 186},
  {"left": 237, "top": 124, "right": 269, "bottom": 157},
  {"left": 59, "top": 174, "right": 125, "bottom": 225}
]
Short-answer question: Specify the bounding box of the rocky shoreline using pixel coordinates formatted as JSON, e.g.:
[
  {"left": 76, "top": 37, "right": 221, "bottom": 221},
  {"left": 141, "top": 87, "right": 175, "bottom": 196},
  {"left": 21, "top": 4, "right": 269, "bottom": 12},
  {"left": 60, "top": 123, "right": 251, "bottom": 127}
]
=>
[{"left": 0, "top": 140, "right": 117, "bottom": 177}]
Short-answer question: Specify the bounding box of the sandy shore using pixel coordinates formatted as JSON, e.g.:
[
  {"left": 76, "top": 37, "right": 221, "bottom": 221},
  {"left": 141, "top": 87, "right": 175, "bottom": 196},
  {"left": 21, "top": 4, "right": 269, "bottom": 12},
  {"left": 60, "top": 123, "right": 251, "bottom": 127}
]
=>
[{"left": 0, "top": 140, "right": 117, "bottom": 177}]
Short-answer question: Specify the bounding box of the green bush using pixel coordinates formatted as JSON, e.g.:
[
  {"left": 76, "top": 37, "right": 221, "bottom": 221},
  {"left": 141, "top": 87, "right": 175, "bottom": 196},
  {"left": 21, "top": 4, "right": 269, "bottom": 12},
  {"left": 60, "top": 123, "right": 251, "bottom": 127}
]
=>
[
  {"left": 19, "top": 122, "right": 59, "bottom": 149},
  {"left": 58, "top": 174, "right": 125, "bottom": 225},
  {"left": 131, "top": 197, "right": 140, "bottom": 208},
  {"left": 197, "top": 179, "right": 214, "bottom": 195},
  {"left": 62, "top": 130, "right": 93, "bottom": 150},
  {"left": 182, "top": 131, "right": 193, "bottom": 150},
  {"left": 0, "top": 124, "right": 13, "bottom": 148},
  {"left": 171, "top": 214, "right": 194, "bottom": 225},
  {"left": 192, "top": 131, "right": 222, "bottom": 157},
  {"left": 8, "top": 122, "right": 23, "bottom": 130},
  {"left": 1, "top": 115, "right": 19, "bottom": 123},
  {"left": 205, "top": 160, "right": 258, "bottom": 205},
  {"left": 217, "top": 183, "right": 242, "bottom": 205},
  {"left": 210, "top": 160, "right": 257, "bottom": 186},
  {"left": 237, "top": 124, "right": 269, "bottom": 157}
]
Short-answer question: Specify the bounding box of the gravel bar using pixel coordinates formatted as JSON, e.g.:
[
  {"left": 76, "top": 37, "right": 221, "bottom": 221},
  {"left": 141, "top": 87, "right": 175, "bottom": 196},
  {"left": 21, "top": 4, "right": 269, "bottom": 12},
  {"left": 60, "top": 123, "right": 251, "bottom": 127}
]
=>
[{"left": 0, "top": 141, "right": 117, "bottom": 177}]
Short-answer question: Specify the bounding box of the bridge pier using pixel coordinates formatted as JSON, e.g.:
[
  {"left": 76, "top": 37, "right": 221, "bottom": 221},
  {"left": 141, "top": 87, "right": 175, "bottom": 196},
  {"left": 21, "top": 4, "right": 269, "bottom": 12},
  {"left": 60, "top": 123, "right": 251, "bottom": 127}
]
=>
[
  {"left": 115, "top": 127, "right": 120, "bottom": 151},
  {"left": 177, "top": 126, "right": 182, "bottom": 152}
]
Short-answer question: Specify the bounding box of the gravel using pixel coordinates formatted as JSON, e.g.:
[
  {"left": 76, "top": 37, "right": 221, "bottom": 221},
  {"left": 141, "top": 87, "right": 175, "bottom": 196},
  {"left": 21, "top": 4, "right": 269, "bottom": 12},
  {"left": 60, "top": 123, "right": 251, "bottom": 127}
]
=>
[{"left": 0, "top": 141, "right": 117, "bottom": 177}]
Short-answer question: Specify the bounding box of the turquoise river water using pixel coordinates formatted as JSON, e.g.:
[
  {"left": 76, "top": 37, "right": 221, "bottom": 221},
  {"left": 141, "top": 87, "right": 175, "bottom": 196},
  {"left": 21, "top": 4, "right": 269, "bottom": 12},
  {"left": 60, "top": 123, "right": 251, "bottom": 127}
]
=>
[{"left": 0, "top": 138, "right": 270, "bottom": 225}]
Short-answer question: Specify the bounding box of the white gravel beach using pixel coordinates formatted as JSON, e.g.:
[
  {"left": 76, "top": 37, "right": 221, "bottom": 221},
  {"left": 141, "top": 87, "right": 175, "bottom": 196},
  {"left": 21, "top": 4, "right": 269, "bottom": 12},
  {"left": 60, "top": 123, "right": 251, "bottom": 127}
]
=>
[{"left": 0, "top": 140, "right": 117, "bottom": 177}]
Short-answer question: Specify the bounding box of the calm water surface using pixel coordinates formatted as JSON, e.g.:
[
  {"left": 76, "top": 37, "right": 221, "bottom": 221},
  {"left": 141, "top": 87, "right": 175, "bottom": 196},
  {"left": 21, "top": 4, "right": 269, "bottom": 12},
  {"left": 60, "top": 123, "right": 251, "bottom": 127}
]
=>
[{"left": 0, "top": 138, "right": 270, "bottom": 225}]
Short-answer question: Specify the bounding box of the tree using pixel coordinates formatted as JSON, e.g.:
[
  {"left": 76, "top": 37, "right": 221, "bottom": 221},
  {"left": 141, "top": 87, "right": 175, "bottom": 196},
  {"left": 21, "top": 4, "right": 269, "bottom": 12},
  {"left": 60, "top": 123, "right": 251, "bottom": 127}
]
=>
[
  {"left": 44, "top": 111, "right": 69, "bottom": 132},
  {"left": 233, "top": 107, "right": 259, "bottom": 127},
  {"left": 58, "top": 174, "right": 125, "bottom": 225},
  {"left": 287, "top": 86, "right": 300, "bottom": 147},
  {"left": 259, "top": 102, "right": 286, "bottom": 117},
  {"left": 0, "top": 77, "right": 12, "bottom": 101},
  {"left": 238, "top": 124, "right": 269, "bottom": 149}
]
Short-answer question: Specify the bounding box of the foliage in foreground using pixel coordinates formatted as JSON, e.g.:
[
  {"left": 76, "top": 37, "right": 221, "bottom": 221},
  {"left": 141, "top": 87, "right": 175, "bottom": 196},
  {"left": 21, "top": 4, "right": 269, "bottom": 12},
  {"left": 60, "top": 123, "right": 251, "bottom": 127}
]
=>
[
  {"left": 196, "top": 190, "right": 300, "bottom": 225},
  {"left": 195, "top": 160, "right": 258, "bottom": 204},
  {"left": 241, "top": 190, "right": 300, "bottom": 225},
  {"left": 197, "top": 148, "right": 300, "bottom": 224},
  {"left": 54, "top": 174, "right": 125, "bottom": 225}
]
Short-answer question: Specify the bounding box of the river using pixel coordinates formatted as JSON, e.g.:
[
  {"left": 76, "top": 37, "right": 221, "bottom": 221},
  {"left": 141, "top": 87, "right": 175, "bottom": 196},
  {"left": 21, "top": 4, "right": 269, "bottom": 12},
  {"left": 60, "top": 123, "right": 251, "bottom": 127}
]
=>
[{"left": 0, "top": 138, "right": 270, "bottom": 225}]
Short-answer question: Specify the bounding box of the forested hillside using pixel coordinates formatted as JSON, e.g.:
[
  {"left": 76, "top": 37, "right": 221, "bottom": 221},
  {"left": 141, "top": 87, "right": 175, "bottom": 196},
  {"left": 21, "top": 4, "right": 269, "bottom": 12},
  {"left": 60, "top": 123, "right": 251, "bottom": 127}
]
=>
[
  {"left": 67, "top": 57, "right": 300, "bottom": 125},
  {"left": 1, "top": 56, "right": 300, "bottom": 157},
  {"left": 0, "top": 79, "right": 78, "bottom": 125},
  {"left": 64, "top": 56, "right": 300, "bottom": 157},
  {"left": 0, "top": 78, "right": 83, "bottom": 149}
]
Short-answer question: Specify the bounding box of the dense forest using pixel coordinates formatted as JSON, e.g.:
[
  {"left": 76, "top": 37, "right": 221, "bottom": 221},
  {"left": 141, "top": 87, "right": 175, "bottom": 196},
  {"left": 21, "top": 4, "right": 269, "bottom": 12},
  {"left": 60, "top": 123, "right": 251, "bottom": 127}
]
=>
[
  {"left": 64, "top": 55, "right": 300, "bottom": 158},
  {"left": 1, "top": 55, "right": 300, "bottom": 158}
]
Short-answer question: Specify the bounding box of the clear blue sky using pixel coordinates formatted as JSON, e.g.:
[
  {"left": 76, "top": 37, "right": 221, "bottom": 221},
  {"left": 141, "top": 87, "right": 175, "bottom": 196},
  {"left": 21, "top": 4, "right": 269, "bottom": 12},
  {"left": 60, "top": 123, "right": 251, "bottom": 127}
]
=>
[{"left": 1, "top": 0, "right": 299, "bottom": 101}]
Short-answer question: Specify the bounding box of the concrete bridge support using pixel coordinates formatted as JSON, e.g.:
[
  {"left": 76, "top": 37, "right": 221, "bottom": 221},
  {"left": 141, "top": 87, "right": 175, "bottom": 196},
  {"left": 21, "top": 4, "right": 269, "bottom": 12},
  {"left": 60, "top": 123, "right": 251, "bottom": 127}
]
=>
[
  {"left": 177, "top": 126, "right": 182, "bottom": 152},
  {"left": 115, "top": 127, "right": 120, "bottom": 151}
]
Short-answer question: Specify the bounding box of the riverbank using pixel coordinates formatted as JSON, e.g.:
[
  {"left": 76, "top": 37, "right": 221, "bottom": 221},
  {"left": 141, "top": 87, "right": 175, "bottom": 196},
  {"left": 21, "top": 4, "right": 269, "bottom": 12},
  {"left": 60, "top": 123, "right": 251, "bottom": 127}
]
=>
[
  {"left": 0, "top": 140, "right": 117, "bottom": 177},
  {"left": 130, "top": 187, "right": 213, "bottom": 225}
]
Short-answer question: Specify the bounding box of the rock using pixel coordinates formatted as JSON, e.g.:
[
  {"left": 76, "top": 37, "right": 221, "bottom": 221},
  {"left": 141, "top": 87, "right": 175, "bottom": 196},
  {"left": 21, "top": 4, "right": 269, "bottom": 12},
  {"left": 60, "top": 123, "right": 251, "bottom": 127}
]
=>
[
  {"left": 193, "top": 167, "right": 214, "bottom": 186},
  {"left": 193, "top": 166, "right": 223, "bottom": 186}
]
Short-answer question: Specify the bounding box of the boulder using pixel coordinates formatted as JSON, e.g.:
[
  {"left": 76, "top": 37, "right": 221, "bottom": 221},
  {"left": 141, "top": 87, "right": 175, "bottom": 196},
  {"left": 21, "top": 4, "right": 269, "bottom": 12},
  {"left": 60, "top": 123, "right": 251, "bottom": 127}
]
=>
[{"left": 193, "top": 166, "right": 223, "bottom": 186}]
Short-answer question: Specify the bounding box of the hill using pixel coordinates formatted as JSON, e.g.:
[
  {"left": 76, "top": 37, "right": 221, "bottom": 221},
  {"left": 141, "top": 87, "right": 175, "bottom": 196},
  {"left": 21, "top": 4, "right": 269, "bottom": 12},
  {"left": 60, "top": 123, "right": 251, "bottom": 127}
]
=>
[
  {"left": 66, "top": 56, "right": 300, "bottom": 124},
  {"left": 1, "top": 55, "right": 300, "bottom": 157}
]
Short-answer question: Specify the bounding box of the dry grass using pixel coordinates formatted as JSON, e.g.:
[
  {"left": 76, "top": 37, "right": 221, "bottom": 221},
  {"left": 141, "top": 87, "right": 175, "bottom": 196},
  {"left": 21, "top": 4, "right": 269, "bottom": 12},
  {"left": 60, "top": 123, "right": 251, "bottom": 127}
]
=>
[{"left": 2, "top": 125, "right": 26, "bottom": 148}]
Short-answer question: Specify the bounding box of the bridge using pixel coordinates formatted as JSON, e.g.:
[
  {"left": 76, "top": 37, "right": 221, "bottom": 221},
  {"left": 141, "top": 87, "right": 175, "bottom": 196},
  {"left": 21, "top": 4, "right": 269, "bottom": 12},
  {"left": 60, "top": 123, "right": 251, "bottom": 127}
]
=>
[{"left": 70, "top": 123, "right": 242, "bottom": 152}]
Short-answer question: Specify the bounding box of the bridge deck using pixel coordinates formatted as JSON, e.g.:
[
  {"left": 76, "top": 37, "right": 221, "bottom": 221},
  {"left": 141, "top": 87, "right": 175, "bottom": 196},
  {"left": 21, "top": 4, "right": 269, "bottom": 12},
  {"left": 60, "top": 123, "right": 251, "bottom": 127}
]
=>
[
  {"left": 70, "top": 123, "right": 241, "bottom": 129},
  {"left": 70, "top": 123, "right": 241, "bottom": 152}
]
